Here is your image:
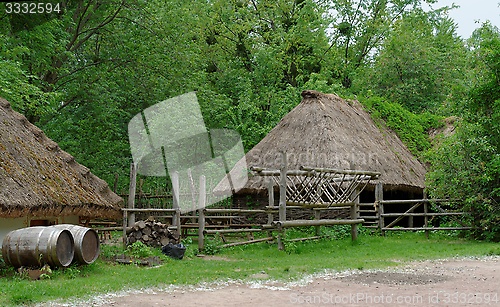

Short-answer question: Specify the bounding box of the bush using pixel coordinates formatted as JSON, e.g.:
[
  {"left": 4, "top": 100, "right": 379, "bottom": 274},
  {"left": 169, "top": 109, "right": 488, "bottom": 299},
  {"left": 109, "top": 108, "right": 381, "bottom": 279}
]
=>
[{"left": 359, "top": 95, "right": 443, "bottom": 155}]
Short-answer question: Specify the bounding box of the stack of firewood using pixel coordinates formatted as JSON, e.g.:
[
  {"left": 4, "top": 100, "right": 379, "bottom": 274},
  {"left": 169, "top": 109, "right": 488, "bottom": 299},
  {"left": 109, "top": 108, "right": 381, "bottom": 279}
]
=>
[{"left": 126, "top": 218, "right": 176, "bottom": 247}]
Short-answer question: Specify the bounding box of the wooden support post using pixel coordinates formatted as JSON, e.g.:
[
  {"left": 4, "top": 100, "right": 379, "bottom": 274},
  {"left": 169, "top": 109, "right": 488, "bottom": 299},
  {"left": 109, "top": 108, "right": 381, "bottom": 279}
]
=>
[
  {"left": 267, "top": 181, "right": 274, "bottom": 239},
  {"left": 198, "top": 175, "right": 206, "bottom": 251},
  {"left": 122, "top": 209, "right": 127, "bottom": 248},
  {"left": 278, "top": 151, "right": 287, "bottom": 251},
  {"left": 408, "top": 214, "right": 414, "bottom": 228},
  {"left": 171, "top": 171, "right": 181, "bottom": 240},
  {"left": 127, "top": 163, "right": 137, "bottom": 227},
  {"left": 375, "top": 183, "right": 384, "bottom": 236},
  {"left": 424, "top": 191, "right": 429, "bottom": 239},
  {"left": 314, "top": 210, "right": 321, "bottom": 236},
  {"left": 350, "top": 188, "right": 360, "bottom": 241}
]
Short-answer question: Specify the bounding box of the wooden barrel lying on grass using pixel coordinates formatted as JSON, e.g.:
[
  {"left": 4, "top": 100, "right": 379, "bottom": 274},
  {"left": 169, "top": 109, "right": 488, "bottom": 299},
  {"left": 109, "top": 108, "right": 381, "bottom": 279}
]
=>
[
  {"left": 2, "top": 227, "right": 74, "bottom": 268},
  {"left": 52, "top": 224, "right": 100, "bottom": 265}
]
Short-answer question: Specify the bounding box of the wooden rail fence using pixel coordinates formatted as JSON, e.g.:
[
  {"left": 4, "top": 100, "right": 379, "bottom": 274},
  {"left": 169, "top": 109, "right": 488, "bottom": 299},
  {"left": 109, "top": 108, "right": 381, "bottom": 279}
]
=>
[{"left": 377, "top": 198, "right": 472, "bottom": 236}]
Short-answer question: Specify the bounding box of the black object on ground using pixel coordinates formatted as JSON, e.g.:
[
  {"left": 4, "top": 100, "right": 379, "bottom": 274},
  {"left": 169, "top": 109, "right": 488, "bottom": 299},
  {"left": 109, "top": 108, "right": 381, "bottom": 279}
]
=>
[{"left": 161, "top": 243, "right": 186, "bottom": 260}]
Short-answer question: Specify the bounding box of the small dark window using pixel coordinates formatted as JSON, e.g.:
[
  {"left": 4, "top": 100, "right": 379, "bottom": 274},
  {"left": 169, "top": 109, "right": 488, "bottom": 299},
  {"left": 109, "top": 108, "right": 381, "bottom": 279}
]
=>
[{"left": 30, "top": 219, "right": 50, "bottom": 226}]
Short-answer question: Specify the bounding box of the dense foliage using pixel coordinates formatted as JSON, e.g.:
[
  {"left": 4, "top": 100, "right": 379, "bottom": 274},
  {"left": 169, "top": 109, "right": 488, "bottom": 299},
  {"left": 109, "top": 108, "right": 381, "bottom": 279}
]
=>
[
  {"left": 0, "top": 1, "right": 498, "bottom": 239},
  {"left": 427, "top": 23, "right": 500, "bottom": 241}
]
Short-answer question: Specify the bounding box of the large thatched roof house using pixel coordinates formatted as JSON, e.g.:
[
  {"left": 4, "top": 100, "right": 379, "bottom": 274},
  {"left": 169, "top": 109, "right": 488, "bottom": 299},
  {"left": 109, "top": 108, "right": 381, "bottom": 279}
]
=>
[
  {"left": 0, "top": 97, "right": 122, "bottom": 240},
  {"left": 231, "top": 90, "right": 426, "bottom": 203}
]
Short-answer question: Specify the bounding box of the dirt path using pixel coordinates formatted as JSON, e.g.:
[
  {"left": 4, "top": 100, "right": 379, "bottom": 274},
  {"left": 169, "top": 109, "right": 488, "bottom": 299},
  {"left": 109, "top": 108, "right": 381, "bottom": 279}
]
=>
[{"left": 44, "top": 257, "right": 499, "bottom": 307}]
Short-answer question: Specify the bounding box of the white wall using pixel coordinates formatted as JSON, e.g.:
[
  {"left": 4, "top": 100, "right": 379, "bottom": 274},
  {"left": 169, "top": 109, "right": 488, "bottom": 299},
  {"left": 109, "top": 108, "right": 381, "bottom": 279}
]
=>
[
  {"left": 0, "top": 215, "right": 81, "bottom": 243},
  {"left": 0, "top": 217, "right": 28, "bottom": 243}
]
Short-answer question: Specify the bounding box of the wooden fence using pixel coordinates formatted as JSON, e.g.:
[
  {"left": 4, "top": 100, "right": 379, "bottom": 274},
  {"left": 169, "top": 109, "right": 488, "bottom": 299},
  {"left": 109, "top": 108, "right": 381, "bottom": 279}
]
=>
[
  {"left": 115, "top": 163, "right": 473, "bottom": 251},
  {"left": 377, "top": 198, "right": 473, "bottom": 236}
]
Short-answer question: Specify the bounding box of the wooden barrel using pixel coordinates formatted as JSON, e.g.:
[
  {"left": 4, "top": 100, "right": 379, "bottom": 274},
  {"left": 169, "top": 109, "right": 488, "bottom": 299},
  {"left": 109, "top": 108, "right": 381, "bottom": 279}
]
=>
[
  {"left": 1, "top": 227, "right": 74, "bottom": 268},
  {"left": 52, "top": 225, "right": 100, "bottom": 265}
]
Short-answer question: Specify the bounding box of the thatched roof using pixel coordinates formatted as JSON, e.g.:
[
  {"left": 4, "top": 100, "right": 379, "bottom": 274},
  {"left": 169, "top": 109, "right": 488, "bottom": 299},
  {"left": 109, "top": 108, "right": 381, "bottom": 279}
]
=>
[
  {"left": 232, "top": 90, "right": 426, "bottom": 195},
  {"left": 0, "top": 98, "right": 122, "bottom": 219}
]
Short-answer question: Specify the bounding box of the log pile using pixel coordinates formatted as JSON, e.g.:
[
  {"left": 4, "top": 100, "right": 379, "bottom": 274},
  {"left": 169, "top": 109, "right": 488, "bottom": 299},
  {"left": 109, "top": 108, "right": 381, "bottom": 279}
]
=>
[{"left": 126, "top": 218, "right": 177, "bottom": 247}]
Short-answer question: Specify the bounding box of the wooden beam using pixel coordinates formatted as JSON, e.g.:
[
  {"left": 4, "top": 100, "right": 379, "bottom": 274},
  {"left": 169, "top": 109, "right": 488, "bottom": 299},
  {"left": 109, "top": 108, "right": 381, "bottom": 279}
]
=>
[
  {"left": 171, "top": 171, "right": 181, "bottom": 239},
  {"left": 204, "top": 228, "right": 264, "bottom": 235},
  {"left": 381, "top": 212, "right": 466, "bottom": 217},
  {"left": 379, "top": 199, "right": 457, "bottom": 205},
  {"left": 121, "top": 208, "right": 177, "bottom": 212},
  {"left": 375, "top": 182, "right": 384, "bottom": 235},
  {"left": 198, "top": 175, "right": 206, "bottom": 251},
  {"left": 204, "top": 208, "right": 268, "bottom": 214},
  {"left": 278, "top": 151, "right": 287, "bottom": 251},
  {"left": 288, "top": 236, "right": 322, "bottom": 243},
  {"left": 300, "top": 166, "right": 381, "bottom": 177},
  {"left": 127, "top": 162, "right": 137, "bottom": 227},
  {"left": 221, "top": 237, "right": 274, "bottom": 248},
  {"left": 350, "top": 188, "right": 360, "bottom": 241},
  {"left": 382, "top": 227, "right": 474, "bottom": 231},
  {"left": 272, "top": 219, "right": 364, "bottom": 228}
]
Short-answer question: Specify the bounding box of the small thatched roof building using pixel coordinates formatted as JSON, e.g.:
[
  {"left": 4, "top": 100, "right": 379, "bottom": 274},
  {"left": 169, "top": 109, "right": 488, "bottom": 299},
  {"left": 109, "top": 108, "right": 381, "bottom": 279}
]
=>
[
  {"left": 0, "top": 97, "right": 122, "bottom": 220},
  {"left": 233, "top": 90, "right": 426, "bottom": 199}
]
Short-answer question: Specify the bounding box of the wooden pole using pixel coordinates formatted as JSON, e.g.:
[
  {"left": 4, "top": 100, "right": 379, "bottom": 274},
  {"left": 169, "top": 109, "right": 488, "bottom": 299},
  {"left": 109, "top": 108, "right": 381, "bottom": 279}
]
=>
[
  {"left": 171, "top": 171, "right": 181, "bottom": 240},
  {"left": 222, "top": 237, "right": 274, "bottom": 248},
  {"left": 424, "top": 190, "right": 429, "bottom": 239},
  {"left": 127, "top": 162, "right": 137, "bottom": 227},
  {"left": 198, "top": 175, "right": 206, "bottom": 251},
  {"left": 375, "top": 183, "right": 384, "bottom": 236},
  {"left": 278, "top": 151, "right": 287, "bottom": 250},
  {"left": 267, "top": 180, "right": 274, "bottom": 239},
  {"left": 314, "top": 209, "right": 321, "bottom": 236},
  {"left": 272, "top": 219, "right": 364, "bottom": 228},
  {"left": 122, "top": 209, "right": 127, "bottom": 248},
  {"left": 350, "top": 188, "right": 360, "bottom": 241}
]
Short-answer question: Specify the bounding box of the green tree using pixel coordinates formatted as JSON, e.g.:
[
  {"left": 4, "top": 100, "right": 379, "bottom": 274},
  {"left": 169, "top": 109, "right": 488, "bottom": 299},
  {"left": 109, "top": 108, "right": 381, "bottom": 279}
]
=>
[
  {"left": 358, "top": 9, "right": 467, "bottom": 112},
  {"left": 325, "top": 0, "right": 438, "bottom": 88},
  {"left": 427, "top": 23, "right": 500, "bottom": 241},
  {"left": 200, "top": 0, "right": 331, "bottom": 149}
]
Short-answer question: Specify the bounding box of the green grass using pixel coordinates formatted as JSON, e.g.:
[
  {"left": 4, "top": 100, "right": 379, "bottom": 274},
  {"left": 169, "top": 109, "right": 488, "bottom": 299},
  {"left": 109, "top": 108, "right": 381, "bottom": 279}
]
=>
[{"left": 0, "top": 231, "right": 499, "bottom": 306}]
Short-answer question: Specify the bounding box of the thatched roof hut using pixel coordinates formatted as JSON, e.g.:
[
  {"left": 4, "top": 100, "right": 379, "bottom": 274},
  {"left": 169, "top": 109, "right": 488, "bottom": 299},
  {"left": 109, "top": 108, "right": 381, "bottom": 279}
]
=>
[
  {"left": 0, "top": 97, "right": 122, "bottom": 219},
  {"left": 233, "top": 90, "right": 426, "bottom": 196}
]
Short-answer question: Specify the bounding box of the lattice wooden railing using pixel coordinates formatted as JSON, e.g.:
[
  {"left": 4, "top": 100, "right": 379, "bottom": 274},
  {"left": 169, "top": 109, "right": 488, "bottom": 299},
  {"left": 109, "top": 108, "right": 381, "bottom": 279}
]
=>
[{"left": 250, "top": 166, "right": 380, "bottom": 207}]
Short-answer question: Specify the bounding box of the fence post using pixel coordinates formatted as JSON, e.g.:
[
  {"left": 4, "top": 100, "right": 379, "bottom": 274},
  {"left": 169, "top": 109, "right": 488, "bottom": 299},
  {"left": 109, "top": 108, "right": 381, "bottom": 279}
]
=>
[
  {"left": 375, "top": 183, "right": 384, "bottom": 236},
  {"left": 171, "top": 171, "right": 181, "bottom": 240},
  {"left": 314, "top": 210, "right": 321, "bottom": 236},
  {"left": 267, "top": 180, "right": 274, "bottom": 239},
  {"left": 350, "top": 188, "right": 360, "bottom": 241},
  {"left": 423, "top": 190, "right": 429, "bottom": 239},
  {"left": 122, "top": 209, "right": 127, "bottom": 249},
  {"left": 198, "top": 175, "right": 206, "bottom": 251},
  {"left": 278, "top": 151, "right": 287, "bottom": 251},
  {"left": 127, "top": 162, "right": 137, "bottom": 227}
]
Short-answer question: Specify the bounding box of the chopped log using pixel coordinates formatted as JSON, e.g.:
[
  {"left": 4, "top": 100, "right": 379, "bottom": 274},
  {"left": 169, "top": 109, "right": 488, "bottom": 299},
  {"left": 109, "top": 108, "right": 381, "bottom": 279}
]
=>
[
  {"left": 125, "top": 219, "right": 176, "bottom": 247},
  {"left": 133, "top": 230, "right": 142, "bottom": 239},
  {"left": 142, "top": 227, "right": 152, "bottom": 236}
]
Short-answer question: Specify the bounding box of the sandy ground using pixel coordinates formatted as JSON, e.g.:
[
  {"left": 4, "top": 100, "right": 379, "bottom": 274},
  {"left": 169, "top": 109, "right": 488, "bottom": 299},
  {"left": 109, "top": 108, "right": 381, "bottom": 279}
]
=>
[{"left": 43, "top": 256, "right": 499, "bottom": 307}]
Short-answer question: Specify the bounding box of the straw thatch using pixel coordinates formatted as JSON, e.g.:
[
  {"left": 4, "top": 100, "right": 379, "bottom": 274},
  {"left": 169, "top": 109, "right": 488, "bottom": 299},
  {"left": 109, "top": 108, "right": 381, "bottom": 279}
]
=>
[
  {"left": 0, "top": 98, "right": 122, "bottom": 219},
  {"left": 231, "top": 90, "right": 426, "bottom": 195}
]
